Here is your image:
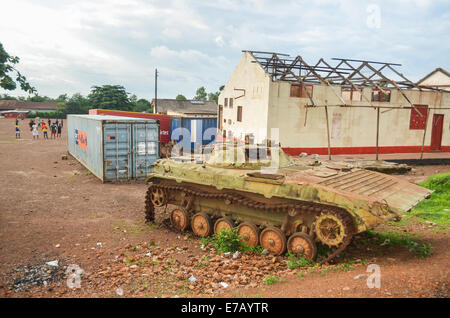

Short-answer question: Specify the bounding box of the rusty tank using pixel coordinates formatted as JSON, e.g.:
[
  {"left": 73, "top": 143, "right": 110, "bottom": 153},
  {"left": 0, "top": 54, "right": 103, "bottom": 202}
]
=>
[{"left": 144, "top": 143, "right": 432, "bottom": 263}]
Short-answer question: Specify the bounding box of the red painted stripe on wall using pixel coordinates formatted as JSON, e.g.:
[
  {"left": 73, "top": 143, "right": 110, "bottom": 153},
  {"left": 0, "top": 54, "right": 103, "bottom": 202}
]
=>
[{"left": 282, "top": 146, "right": 450, "bottom": 156}]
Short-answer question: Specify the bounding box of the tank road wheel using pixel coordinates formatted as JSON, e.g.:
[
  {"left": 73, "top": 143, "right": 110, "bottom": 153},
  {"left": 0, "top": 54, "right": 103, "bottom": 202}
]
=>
[
  {"left": 191, "top": 213, "right": 213, "bottom": 237},
  {"left": 287, "top": 232, "right": 317, "bottom": 261},
  {"left": 237, "top": 222, "right": 259, "bottom": 247},
  {"left": 150, "top": 187, "right": 167, "bottom": 207},
  {"left": 214, "top": 217, "right": 234, "bottom": 234},
  {"left": 260, "top": 227, "right": 287, "bottom": 256},
  {"left": 314, "top": 211, "right": 349, "bottom": 247},
  {"left": 170, "top": 208, "right": 190, "bottom": 232}
]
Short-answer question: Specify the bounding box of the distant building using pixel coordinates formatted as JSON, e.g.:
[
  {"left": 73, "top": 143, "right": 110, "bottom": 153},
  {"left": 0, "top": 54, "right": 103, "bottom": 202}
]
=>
[
  {"left": 218, "top": 50, "right": 450, "bottom": 155},
  {"left": 151, "top": 99, "right": 217, "bottom": 117},
  {"left": 417, "top": 68, "right": 450, "bottom": 92},
  {"left": 0, "top": 100, "right": 59, "bottom": 119},
  {"left": 0, "top": 100, "right": 59, "bottom": 113}
]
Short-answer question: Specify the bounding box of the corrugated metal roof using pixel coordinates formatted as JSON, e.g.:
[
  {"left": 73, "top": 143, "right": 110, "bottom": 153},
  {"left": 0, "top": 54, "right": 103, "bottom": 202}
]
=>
[{"left": 0, "top": 100, "right": 59, "bottom": 110}]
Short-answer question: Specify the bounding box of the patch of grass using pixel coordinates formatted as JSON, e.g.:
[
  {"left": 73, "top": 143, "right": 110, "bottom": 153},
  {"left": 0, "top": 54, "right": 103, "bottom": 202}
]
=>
[
  {"left": 366, "top": 229, "right": 433, "bottom": 258},
  {"left": 297, "top": 272, "right": 304, "bottom": 280},
  {"left": 286, "top": 251, "right": 316, "bottom": 269},
  {"left": 334, "top": 260, "right": 356, "bottom": 272},
  {"left": 360, "top": 259, "right": 369, "bottom": 265},
  {"left": 194, "top": 256, "right": 210, "bottom": 268},
  {"left": 408, "top": 173, "right": 450, "bottom": 229},
  {"left": 263, "top": 275, "right": 278, "bottom": 285},
  {"left": 202, "top": 228, "right": 263, "bottom": 254}
]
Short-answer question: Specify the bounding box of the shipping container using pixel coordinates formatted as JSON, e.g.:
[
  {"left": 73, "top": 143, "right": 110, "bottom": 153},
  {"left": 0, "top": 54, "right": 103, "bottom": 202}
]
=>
[
  {"left": 89, "top": 109, "right": 171, "bottom": 144},
  {"left": 67, "top": 115, "right": 159, "bottom": 182},
  {"left": 170, "top": 117, "right": 217, "bottom": 151}
]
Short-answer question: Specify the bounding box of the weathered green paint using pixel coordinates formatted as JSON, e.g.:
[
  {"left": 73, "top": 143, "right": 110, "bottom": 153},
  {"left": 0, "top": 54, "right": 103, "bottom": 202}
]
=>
[{"left": 147, "top": 148, "right": 432, "bottom": 234}]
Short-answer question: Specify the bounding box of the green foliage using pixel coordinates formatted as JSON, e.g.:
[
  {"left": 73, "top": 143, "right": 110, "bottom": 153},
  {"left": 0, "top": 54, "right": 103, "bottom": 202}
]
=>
[
  {"left": 88, "top": 85, "right": 132, "bottom": 111},
  {"left": 334, "top": 260, "right": 356, "bottom": 272},
  {"left": 176, "top": 94, "right": 187, "bottom": 100},
  {"left": 0, "top": 42, "right": 36, "bottom": 94},
  {"left": 409, "top": 173, "right": 450, "bottom": 229},
  {"left": 263, "top": 275, "right": 278, "bottom": 285},
  {"left": 193, "top": 86, "right": 207, "bottom": 101},
  {"left": 366, "top": 229, "right": 433, "bottom": 258},
  {"left": 27, "top": 111, "right": 63, "bottom": 119},
  {"left": 286, "top": 251, "right": 315, "bottom": 269},
  {"left": 209, "top": 228, "right": 242, "bottom": 254},
  {"left": 132, "top": 98, "right": 151, "bottom": 113},
  {"left": 201, "top": 228, "right": 264, "bottom": 254},
  {"left": 207, "top": 91, "right": 220, "bottom": 104}
]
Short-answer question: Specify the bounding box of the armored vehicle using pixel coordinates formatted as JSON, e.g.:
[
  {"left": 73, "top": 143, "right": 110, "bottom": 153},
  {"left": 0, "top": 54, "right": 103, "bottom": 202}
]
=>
[{"left": 145, "top": 144, "right": 431, "bottom": 263}]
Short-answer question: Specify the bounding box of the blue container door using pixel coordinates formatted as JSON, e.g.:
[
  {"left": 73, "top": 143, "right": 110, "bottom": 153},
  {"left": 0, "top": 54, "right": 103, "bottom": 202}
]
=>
[
  {"left": 103, "top": 122, "right": 132, "bottom": 181},
  {"left": 201, "top": 118, "right": 217, "bottom": 145},
  {"left": 132, "top": 122, "right": 159, "bottom": 178},
  {"left": 170, "top": 117, "right": 181, "bottom": 142}
]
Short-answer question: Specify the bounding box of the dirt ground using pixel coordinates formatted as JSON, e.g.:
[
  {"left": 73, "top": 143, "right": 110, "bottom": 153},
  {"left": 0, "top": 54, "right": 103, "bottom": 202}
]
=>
[{"left": 0, "top": 117, "right": 449, "bottom": 298}]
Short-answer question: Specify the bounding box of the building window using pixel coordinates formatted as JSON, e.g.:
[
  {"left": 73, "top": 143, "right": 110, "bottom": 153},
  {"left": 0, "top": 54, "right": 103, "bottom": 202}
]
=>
[
  {"left": 290, "top": 83, "right": 313, "bottom": 98},
  {"left": 237, "top": 106, "right": 242, "bottom": 122},
  {"left": 224, "top": 98, "right": 228, "bottom": 107},
  {"left": 229, "top": 98, "right": 233, "bottom": 108},
  {"left": 228, "top": 119, "right": 231, "bottom": 125},
  {"left": 371, "top": 89, "right": 391, "bottom": 102},
  {"left": 341, "top": 87, "right": 362, "bottom": 101},
  {"left": 409, "top": 105, "right": 428, "bottom": 130}
]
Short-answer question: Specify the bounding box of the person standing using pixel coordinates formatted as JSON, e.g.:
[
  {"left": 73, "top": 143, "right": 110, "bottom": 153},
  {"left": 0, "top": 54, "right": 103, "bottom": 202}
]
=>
[
  {"left": 15, "top": 124, "right": 20, "bottom": 139},
  {"left": 32, "top": 123, "right": 39, "bottom": 139},
  {"left": 48, "top": 119, "right": 51, "bottom": 127},
  {"left": 50, "top": 123, "right": 57, "bottom": 139},
  {"left": 42, "top": 124, "right": 48, "bottom": 139},
  {"left": 57, "top": 124, "right": 62, "bottom": 138}
]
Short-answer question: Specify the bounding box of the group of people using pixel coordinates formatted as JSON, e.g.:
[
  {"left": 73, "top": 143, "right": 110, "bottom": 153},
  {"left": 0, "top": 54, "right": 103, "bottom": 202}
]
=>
[{"left": 26, "top": 118, "right": 64, "bottom": 140}]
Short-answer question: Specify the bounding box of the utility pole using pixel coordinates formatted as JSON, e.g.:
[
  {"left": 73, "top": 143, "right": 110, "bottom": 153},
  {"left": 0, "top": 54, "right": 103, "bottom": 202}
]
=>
[{"left": 154, "top": 68, "right": 158, "bottom": 114}]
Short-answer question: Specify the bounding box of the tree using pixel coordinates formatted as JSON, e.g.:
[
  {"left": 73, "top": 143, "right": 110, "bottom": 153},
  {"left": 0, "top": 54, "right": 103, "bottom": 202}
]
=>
[
  {"left": 208, "top": 91, "right": 220, "bottom": 104},
  {"left": 88, "top": 85, "right": 132, "bottom": 111},
  {"left": 176, "top": 94, "right": 187, "bottom": 100},
  {"left": 0, "top": 93, "right": 17, "bottom": 100},
  {"left": 62, "top": 93, "right": 90, "bottom": 115},
  {"left": 0, "top": 42, "right": 36, "bottom": 94},
  {"left": 193, "top": 86, "right": 207, "bottom": 101},
  {"left": 207, "top": 85, "right": 224, "bottom": 104},
  {"left": 132, "top": 98, "right": 151, "bottom": 113}
]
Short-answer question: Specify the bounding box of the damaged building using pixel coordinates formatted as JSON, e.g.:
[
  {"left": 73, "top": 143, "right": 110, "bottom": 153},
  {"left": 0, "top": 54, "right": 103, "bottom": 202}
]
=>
[{"left": 218, "top": 50, "right": 450, "bottom": 158}]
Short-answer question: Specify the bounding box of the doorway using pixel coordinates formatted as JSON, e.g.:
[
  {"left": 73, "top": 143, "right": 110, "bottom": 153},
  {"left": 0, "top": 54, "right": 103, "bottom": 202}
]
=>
[{"left": 430, "top": 114, "right": 444, "bottom": 151}]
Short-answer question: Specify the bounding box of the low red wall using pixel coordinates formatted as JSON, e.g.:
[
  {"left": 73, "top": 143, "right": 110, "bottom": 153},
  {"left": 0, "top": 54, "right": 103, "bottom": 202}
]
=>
[{"left": 282, "top": 146, "right": 450, "bottom": 156}]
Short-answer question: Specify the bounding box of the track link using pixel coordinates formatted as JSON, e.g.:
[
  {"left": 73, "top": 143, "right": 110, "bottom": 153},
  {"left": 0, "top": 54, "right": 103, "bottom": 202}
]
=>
[{"left": 145, "top": 182, "right": 354, "bottom": 263}]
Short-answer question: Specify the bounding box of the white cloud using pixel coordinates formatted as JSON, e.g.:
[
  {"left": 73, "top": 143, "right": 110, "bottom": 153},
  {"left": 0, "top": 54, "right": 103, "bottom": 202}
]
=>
[
  {"left": 215, "top": 36, "right": 226, "bottom": 47},
  {"left": 0, "top": 0, "right": 448, "bottom": 99}
]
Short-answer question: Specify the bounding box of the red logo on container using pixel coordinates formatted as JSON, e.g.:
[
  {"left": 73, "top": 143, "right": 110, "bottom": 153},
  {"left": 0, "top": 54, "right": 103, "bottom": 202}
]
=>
[{"left": 75, "top": 129, "right": 88, "bottom": 150}]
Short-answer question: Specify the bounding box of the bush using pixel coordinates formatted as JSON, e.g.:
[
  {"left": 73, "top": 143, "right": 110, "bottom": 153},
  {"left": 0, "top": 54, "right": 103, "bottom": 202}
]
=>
[
  {"left": 263, "top": 275, "right": 278, "bottom": 285},
  {"left": 201, "top": 228, "right": 264, "bottom": 254},
  {"left": 286, "top": 251, "right": 315, "bottom": 269}
]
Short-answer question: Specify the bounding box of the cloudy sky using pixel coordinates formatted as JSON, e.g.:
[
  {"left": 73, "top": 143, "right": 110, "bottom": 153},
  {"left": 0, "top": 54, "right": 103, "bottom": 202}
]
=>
[{"left": 1, "top": 0, "right": 449, "bottom": 100}]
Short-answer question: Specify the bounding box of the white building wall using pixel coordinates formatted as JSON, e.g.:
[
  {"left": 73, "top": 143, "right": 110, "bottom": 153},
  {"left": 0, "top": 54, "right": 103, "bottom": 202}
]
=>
[
  {"left": 220, "top": 52, "right": 450, "bottom": 154},
  {"left": 218, "top": 52, "right": 271, "bottom": 143}
]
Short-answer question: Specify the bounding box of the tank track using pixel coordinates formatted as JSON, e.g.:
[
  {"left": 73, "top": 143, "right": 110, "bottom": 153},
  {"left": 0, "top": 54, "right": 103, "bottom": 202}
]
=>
[{"left": 145, "top": 182, "right": 354, "bottom": 264}]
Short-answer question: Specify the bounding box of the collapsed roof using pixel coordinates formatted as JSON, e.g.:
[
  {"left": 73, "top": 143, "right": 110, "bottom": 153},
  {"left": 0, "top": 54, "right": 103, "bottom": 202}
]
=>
[{"left": 244, "top": 50, "right": 444, "bottom": 92}]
